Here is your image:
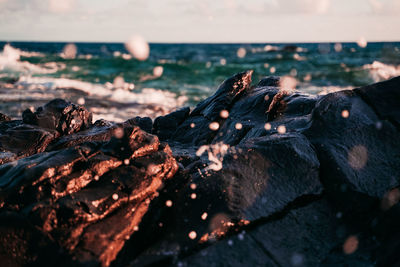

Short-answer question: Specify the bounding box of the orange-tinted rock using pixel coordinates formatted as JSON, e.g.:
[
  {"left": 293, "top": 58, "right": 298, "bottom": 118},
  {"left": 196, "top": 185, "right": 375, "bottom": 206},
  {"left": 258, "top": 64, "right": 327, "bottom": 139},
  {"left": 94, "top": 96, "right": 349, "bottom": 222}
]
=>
[{"left": 0, "top": 112, "right": 178, "bottom": 266}]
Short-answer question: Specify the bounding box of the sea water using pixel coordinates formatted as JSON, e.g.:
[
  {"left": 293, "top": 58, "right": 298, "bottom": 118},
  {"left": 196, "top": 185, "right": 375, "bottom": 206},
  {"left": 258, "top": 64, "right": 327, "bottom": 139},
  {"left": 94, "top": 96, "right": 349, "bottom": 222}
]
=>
[{"left": 1, "top": 42, "right": 399, "bottom": 121}]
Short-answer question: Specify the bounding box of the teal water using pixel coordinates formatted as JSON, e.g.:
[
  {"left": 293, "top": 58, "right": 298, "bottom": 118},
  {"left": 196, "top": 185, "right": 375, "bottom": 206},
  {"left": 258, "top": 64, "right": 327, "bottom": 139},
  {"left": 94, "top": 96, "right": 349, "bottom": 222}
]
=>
[{"left": 0, "top": 42, "right": 399, "bottom": 120}]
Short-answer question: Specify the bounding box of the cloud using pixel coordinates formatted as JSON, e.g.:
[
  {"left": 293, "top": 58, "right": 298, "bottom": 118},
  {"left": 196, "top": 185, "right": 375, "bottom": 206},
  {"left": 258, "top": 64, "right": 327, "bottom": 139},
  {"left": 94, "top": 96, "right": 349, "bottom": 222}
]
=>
[
  {"left": 369, "top": 0, "right": 400, "bottom": 15},
  {"left": 49, "top": 0, "right": 76, "bottom": 13},
  {"left": 220, "top": 0, "right": 332, "bottom": 17},
  {"left": 275, "top": 0, "right": 331, "bottom": 14},
  {"left": 0, "top": 0, "right": 398, "bottom": 42}
]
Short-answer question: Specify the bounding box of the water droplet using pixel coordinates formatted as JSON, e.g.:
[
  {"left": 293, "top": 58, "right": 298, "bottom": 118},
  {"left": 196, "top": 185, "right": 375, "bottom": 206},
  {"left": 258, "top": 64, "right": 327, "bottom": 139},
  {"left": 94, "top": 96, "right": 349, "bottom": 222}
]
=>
[
  {"left": 77, "top": 97, "right": 85, "bottom": 105},
  {"left": 153, "top": 66, "right": 164, "bottom": 77},
  {"left": 277, "top": 125, "right": 286, "bottom": 134},
  {"left": 279, "top": 76, "right": 297, "bottom": 91},
  {"left": 235, "top": 123, "right": 243, "bottom": 130},
  {"left": 291, "top": 253, "right": 304, "bottom": 266},
  {"left": 357, "top": 37, "right": 367, "bottom": 48},
  {"left": 343, "top": 235, "right": 359, "bottom": 254},
  {"left": 334, "top": 43, "right": 343, "bottom": 52},
  {"left": 348, "top": 145, "right": 368, "bottom": 170},
  {"left": 381, "top": 188, "right": 400, "bottom": 210},
  {"left": 125, "top": 35, "right": 150, "bottom": 61},
  {"left": 303, "top": 73, "right": 312, "bottom": 82},
  {"left": 189, "top": 231, "right": 197, "bottom": 240},
  {"left": 113, "top": 128, "right": 124, "bottom": 139},
  {"left": 237, "top": 47, "right": 246, "bottom": 58},
  {"left": 62, "top": 43, "right": 77, "bottom": 59},
  {"left": 238, "top": 232, "right": 245, "bottom": 240},
  {"left": 264, "top": 123, "right": 272, "bottom": 131},
  {"left": 220, "top": 110, "right": 229, "bottom": 119},
  {"left": 209, "top": 122, "right": 220, "bottom": 131}
]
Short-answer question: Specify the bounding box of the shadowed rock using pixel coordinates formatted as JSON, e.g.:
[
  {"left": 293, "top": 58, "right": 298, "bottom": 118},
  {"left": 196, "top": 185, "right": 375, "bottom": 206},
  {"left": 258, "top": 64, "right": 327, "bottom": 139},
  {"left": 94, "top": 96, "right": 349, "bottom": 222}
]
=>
[
  {"left": 170, "top": 71, "right": 253, "bottom": 145},
  {"left": 0, "top": 99, "right": 92, "bottom": 165},
  {"left": 22, "top": 98, "right": 92, "bottom": 135},
  {"left": 0, "top": 113, "right": 10, "bottom": 122}
]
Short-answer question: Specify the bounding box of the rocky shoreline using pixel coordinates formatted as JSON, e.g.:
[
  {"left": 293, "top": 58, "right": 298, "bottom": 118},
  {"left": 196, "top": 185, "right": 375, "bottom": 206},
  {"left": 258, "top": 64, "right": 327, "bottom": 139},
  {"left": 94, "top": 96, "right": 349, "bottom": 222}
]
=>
[{"left": 0, "top": 72, "right": 399, "bottom": 266}]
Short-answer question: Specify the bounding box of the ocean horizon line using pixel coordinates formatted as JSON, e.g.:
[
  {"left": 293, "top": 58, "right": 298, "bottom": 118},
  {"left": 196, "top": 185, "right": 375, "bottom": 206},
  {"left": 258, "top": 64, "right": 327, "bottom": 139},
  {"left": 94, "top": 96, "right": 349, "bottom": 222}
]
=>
[{"left": 1, "top": 40, "right": 400, "bottom": 45}]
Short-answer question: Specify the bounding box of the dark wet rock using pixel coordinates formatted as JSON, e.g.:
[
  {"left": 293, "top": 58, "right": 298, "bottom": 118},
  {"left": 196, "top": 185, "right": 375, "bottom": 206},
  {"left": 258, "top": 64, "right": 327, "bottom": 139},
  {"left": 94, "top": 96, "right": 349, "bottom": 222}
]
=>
[
  {"left": 0, "top": 73, "right": 399, "bottom": 267},
  {"left": 257, "top": 75, "right": 280, "bottom": 87},
  {"left": 153, "top": 107, "right": 190, "bottom": 141},
  {"left": 281, "top": 45, "right": 299, "bottom": 52},
  {"left": 303, "top": 89, "right": 400, "bottom": 216},
  {"left": 169, "top": 71, "right": 253, "bottom": 146},
  {"left": 0, "top": 124, "right": 58, "bottom": 164},
  {"left": 159, "top": 133, "right": 323, "bottom": 255},
  {"left": 22, "top": 98, "right": 92, "bottom": 135},
  {"left": 0, "top": 119, "right": 21, "bottom": 134},
  {"left": 45, "top": 119, "right": 119, "bottom": 151},
  {"left": 181, "top": 199, "right": 339, "bottom": 267},
  {"left": 0, "top": 100, "right": 92, "bottom": 164},
  {"left": 47, "top": 117, "right": 154, "bottom": 152},
  {"left": 126, "top": 116, "right": 153, "bottom": 133},
  {"left": 136, "top": 74, "right": 399, "bottom": 267},
  {"left": 354, "top": 76, "right": 400, "bottom": 127},
  {"left": 0, "top": 124, "right": 57, "bottom": 155},
  {"left": 0, "top": 212, "right": 75, "bottom": 267},
  {"left": 190, "top": 70, "right": 253, "bottom": 121},
  {"left": 0, "top": 120, "right": 178, "bottom": 266},
  {"left": 0, "top": 113, "right": 11, "bottom": 122}
]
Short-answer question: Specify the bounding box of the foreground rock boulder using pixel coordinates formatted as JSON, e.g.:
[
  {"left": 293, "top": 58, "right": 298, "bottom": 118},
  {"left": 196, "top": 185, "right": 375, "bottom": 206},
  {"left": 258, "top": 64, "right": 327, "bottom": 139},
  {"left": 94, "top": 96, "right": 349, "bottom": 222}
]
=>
[
  {"left": 0, "top": 105, "right": 178, "bottom": 266},
  {"left": 0, "top": 74, "right": 399, "bottom": 267}
]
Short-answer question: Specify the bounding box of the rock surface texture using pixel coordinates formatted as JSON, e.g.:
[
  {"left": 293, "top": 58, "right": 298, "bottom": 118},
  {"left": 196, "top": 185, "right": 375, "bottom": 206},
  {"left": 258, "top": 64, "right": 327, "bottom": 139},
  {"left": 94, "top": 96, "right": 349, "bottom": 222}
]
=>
[{"left": 0, "top": 73, "right": 399, "bottom": 267}]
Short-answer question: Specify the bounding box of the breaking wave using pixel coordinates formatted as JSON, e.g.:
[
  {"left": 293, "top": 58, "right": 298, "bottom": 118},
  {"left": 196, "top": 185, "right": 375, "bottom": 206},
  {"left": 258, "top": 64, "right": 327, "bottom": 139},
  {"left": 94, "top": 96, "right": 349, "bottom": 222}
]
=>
[
  {"left": 0, "top": 44, "right": 58, "bottom": 74},
  {"left": 363, "top": 61, "right": 400, "bottom": 82}
]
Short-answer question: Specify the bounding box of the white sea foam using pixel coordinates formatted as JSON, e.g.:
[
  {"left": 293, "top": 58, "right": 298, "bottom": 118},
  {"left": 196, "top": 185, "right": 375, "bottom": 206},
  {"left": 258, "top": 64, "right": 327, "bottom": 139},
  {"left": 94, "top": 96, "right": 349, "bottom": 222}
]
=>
[
  {"left": 16, "top": 76, "right": 112, "bottom": 96},
  {"left": 16, "top": 76, "right": 187, "bottom": 107},
  {"left": 363, "top": 61, "right": 400, "bottom": 82},
  {"left": 12, "top": 76, "right": 188, "bottom": 121},
  {"left": 300, "top": 84, "right": 353, "bottom": 95},
  {"left": 1, "top": 44, "right": 45, "bottom": 58},
  {"left": 109, "top": 87, "right": 187, "bottom": 107},
  {"left": 89, "top": 106, "right": 172, "bottom": 123},
  {"left": 0, "top": 44, "right": 57, "bottom": 74}
]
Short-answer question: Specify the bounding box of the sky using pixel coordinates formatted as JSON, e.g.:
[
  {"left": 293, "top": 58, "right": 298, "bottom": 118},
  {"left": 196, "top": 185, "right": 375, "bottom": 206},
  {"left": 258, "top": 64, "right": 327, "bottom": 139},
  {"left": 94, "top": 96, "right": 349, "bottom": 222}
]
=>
[{"left": 0, "top": 0, "right": 399, "bottom": 43}]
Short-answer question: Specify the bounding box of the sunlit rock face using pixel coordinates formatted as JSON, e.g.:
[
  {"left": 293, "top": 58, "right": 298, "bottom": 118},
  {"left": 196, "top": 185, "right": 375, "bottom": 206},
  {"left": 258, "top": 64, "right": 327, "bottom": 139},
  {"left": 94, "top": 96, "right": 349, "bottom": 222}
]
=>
[
  {"left": 0, "top": 103, "right": 178, "bottom": 266},
  {"left": 0, "top": 74, "right": 399, "bottom": 266},
  {"left": 0, "top": 99, "right": 92, "bottom": 164}
]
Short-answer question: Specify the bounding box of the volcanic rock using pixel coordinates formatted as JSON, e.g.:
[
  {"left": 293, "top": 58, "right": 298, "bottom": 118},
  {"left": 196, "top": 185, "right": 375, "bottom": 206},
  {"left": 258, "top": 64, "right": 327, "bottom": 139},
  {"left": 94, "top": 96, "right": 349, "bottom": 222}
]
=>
[{"left": 0, "top": 74, "right": 399, "bottom": 267}]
